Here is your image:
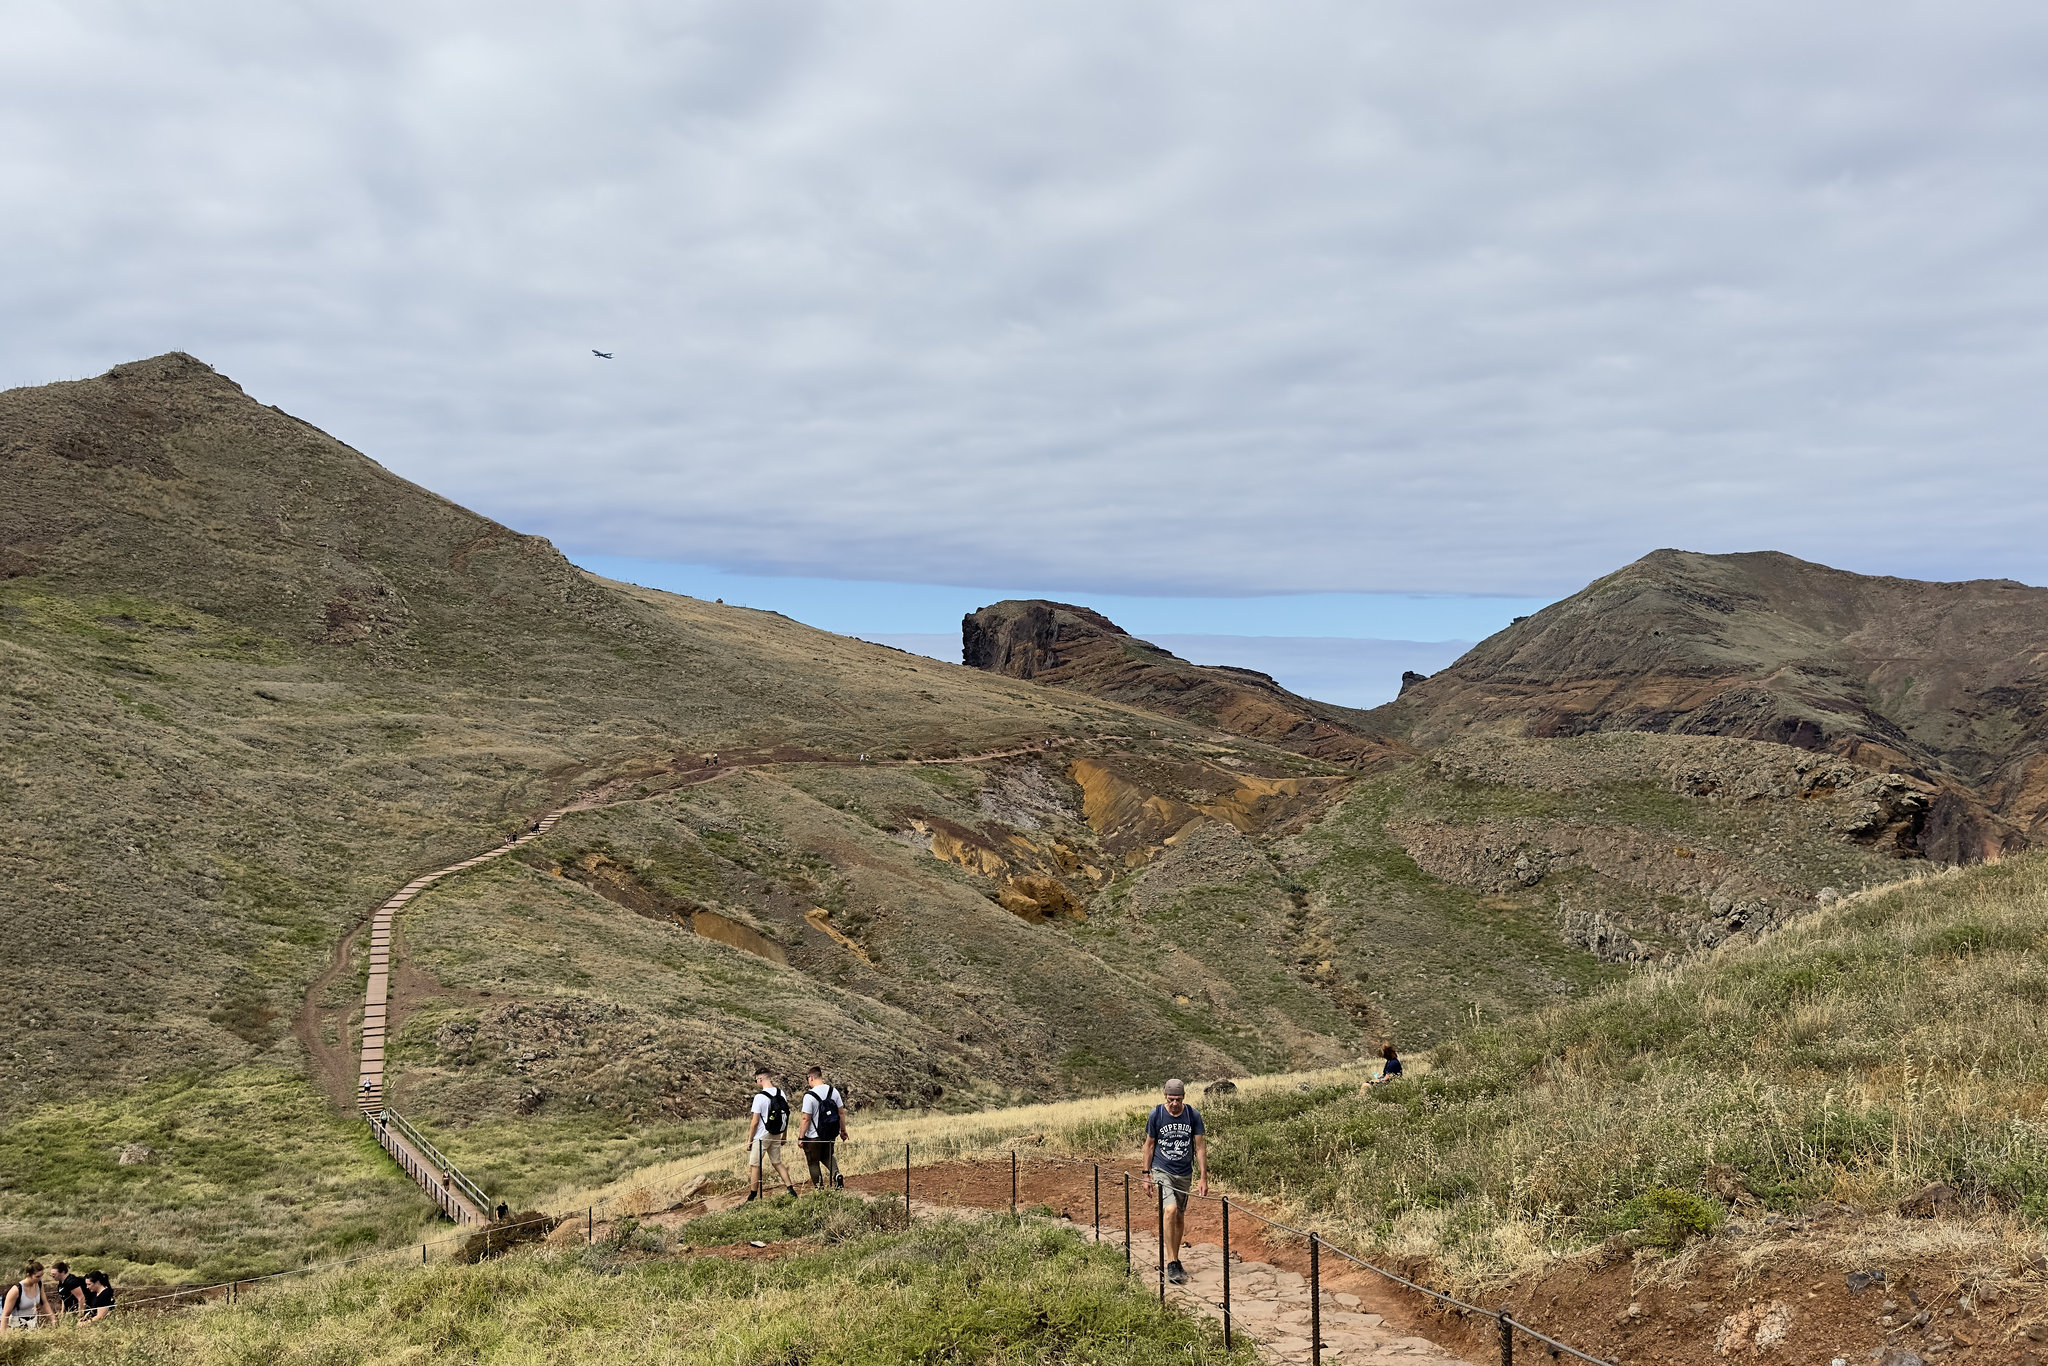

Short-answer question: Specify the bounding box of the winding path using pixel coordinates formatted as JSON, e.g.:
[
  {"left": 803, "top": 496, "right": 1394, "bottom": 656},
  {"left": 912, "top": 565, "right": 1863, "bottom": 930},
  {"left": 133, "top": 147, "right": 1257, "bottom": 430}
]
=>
[
  {"left": 333, "top": 737, "right": 1095, "bottom": 1217},
  {"left": 354, "top": 813, "right": 562, "bottom": 1116},
  {"left": 348, "top": 812, "right": 564, "bottom": 1221}
]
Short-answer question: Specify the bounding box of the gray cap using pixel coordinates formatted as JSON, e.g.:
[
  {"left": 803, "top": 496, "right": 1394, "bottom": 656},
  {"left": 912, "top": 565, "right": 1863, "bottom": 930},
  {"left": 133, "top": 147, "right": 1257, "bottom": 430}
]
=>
[{"left": 1163, "top": 1078, "right": 1186, "bottom": 1097}]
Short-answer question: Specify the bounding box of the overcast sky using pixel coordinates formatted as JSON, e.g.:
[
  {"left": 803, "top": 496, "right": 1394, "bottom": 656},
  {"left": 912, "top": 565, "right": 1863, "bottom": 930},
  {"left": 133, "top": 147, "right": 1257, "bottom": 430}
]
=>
[{"left": 6, "top": 0, "right": 2048, "bottom": 599}]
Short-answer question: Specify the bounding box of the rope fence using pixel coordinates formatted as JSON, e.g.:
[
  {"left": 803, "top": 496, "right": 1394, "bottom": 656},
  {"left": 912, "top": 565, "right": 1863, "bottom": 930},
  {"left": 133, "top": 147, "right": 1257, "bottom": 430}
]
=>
[
  {"left": 74, "top": 1143, "right": 1614, "bottom": 1365},
  {"left": 1037, "top": 1153, "right": 1617, "bottom": 1366}
]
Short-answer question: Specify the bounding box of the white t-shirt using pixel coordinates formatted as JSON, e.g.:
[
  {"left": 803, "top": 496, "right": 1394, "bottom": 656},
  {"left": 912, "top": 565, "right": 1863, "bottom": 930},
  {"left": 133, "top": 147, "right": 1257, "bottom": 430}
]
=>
[
  {"left": 750, "top": 1087, "right": 785, "bottom": 1136},
  {"left": 800, "top": 1083, "right": 843, "bottom": 1135}
]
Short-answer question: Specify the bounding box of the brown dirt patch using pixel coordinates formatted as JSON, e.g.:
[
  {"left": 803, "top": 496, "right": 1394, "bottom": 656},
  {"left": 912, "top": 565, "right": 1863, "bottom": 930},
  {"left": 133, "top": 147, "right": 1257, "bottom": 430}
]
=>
[
  {"left": 846, "top": 1155, "right": 1467, "bottom": 1350},
  {"left": 1492, "top": 1236, "right": 2043, "bottom": 1366},
  {"left": 293, "top": 921, "right": 366, "bottom": 1109}
]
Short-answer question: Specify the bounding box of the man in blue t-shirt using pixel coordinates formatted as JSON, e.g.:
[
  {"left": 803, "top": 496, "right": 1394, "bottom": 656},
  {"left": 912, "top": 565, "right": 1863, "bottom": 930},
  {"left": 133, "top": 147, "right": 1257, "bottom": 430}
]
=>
[{"left": 1140, "top": 1077, "right": 1208, "bottom": 1285}]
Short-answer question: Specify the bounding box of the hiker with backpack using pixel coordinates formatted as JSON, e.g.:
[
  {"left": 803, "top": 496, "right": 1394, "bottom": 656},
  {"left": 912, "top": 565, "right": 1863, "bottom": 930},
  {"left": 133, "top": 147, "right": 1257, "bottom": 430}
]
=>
[
  {"left": 1141, "top": 1078, "right": 1208, "bottom": 1286},
  {"left": 2, "top": 1262, "right": 51, "bottom": 1330},
  {"left": 746, "top": 1068, "right": 798, "bottom": 1201},
  {"left": 799, "top": 1066, "right": 849, "bottom": 1191}
]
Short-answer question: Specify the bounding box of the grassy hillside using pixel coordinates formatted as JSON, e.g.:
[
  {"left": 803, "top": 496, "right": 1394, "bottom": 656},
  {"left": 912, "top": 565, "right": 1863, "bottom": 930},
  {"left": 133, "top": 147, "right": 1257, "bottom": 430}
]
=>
[
  {"left": 2, "top": 354, "right": 1939, "bottom": 1286},
  {"left": 18, "top": 1199, "right": 1244, "bottom": 1365},
  {"left": 1148, "top": 852, "right": 2048, "bottom": 1282}
]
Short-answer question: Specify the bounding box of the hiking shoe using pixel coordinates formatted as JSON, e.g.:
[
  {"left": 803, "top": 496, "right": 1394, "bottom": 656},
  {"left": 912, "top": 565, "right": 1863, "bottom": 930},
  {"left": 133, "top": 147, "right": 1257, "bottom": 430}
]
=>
[
  {"left": 745, "top": 1191, "right": 759, "bottom": 1202},
  {"left": 834, "top": 1175, "right": 845, "bottom": 1189},
  {"left": 785, "top": 1186, "right": 798, "bottom": 1198},
  {"left": 1167, "top": 1261, "right": 1187, "bottom": 1285}
]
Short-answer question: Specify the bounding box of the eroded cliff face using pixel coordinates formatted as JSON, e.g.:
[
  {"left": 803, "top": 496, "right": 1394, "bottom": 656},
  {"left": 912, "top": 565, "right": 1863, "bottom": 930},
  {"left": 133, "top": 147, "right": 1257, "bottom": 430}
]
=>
[
  {"left": 1375, "top": 550, "right": 2048, "bottom": 861},
  {"left": 962, "top": 600, "right": 1409, "bottom": 766}
]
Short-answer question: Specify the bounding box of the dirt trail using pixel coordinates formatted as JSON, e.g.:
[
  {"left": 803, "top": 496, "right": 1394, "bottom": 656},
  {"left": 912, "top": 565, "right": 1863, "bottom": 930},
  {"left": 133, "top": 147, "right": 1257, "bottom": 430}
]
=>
[
  {"left": 293, "top": 920, "right": 368, "bottom": 1109},
  {"left": 845, "top": 1156, "right": 1481, "bottom": 1366},
  {"left": 561, "top": 735, "right": 1087, "bottom": 811},
  {"left": 308, "top": 736, "right": 1091, "bottom": 1107}
]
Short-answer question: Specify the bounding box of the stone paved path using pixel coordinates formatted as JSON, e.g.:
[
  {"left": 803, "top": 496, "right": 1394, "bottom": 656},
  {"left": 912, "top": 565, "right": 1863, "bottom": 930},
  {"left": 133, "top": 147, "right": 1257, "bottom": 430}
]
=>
[{"left": 1076, "top": 1220, "right": 1477, "bottom": 1366}]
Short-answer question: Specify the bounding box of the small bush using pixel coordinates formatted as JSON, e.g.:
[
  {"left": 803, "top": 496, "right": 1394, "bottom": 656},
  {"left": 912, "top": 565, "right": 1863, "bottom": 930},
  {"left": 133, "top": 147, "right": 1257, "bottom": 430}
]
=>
[{"left": 1618, "top": 1187, "right": 1720, "bottom": 1251}]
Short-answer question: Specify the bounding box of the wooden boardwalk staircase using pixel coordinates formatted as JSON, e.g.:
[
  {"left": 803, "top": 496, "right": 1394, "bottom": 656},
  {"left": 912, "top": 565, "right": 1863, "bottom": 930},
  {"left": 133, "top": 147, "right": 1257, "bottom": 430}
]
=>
[{"left": 355, "top": 811, "right": 563, "bottom": 1220}]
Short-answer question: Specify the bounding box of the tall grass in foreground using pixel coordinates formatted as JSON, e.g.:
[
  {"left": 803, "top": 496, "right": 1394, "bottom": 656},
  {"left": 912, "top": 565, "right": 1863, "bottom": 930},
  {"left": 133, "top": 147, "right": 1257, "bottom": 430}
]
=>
[
  {"left": 22, "top": 1210, "right": 1248, "bottom": 1365},
  {"left": 1176, "top": 856, "right": 2048, "bottom": 1281}
]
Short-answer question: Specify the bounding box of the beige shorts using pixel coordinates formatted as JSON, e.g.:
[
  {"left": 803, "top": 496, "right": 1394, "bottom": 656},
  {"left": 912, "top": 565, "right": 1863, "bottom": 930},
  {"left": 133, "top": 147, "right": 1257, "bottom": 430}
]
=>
[
  {"left": 749, "top": 1134, "right": 786, "bottom": 1167},
  {"left": 1152, "top": 1168, "right": 1193, "bottom": 1211}
]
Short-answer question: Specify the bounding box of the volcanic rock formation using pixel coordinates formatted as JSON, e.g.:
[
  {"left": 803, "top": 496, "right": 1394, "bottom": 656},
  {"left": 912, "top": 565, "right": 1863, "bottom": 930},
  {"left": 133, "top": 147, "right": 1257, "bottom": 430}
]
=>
[{"left": 962, "top": 599, "right": 1407, "bottom": 766}]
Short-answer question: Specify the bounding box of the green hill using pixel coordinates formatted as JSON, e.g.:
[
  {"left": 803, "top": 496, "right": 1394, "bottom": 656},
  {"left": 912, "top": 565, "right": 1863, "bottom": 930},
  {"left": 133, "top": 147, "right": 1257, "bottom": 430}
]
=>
[
  {"left": 1, "top": 354, "right": 1941, "bottom": 1285},
  {"left": 1186, "top": 851, "right": 2048, "bottom": 1283}
]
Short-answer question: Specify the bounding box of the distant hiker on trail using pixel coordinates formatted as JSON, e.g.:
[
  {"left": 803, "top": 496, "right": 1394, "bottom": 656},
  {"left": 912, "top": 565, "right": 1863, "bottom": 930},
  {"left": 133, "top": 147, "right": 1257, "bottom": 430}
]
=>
[
  {"left": 747, "top": 1069, "right": 799, "bottom": 1201},
  {"left": 2, "top": 1262, "right": 50, "bottom": 1330},
  {"left": 1361, "top": 1043, "right": 1402, "bottom": 1091},
  {"left": 799, "top": 1066, "right": 849, "bottom": 1191},
  {"left": 1141, "top": 1079, "right": 1208, "bottom": 1287},
  {"left": 78, "top": 1272, "right": 114, "bottom": 1323}
]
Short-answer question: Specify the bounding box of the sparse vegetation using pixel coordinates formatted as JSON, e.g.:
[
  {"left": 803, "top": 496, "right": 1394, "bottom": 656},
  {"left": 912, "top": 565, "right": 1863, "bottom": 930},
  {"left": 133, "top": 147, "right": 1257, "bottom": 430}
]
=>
[
  {"left": 31, "top": 1213, "right": 1248, "bottom": 1365},
  {"left": 1101, "top": 855, "right": 2048, "bottom": 1283}
]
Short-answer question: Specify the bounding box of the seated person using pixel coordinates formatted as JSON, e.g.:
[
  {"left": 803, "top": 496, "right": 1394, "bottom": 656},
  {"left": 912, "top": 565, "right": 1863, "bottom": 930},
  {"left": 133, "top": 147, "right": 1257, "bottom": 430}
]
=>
[{"left": 1360, "top": 1043, "right": 1402, "bottom": 1091}]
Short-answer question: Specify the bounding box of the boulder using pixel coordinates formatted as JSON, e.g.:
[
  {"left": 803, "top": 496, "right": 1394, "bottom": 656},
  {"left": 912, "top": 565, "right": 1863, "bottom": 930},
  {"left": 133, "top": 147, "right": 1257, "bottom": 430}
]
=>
[
  {"left": 1898, "top": 1183, "right": 1960, "bottom": 1219},
  {"left": 1702, "top": 1163, "right": 1750, "bottom": 1203},
  {"left": 458, "top": 1210, "right": 559, "bottom": 1263}
]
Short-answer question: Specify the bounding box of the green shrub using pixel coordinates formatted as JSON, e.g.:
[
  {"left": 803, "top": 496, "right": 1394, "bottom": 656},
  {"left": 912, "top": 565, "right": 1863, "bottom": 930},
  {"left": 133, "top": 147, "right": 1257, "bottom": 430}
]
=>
[{"left": 1617, "top": 1187, "right": 1720, "bottom": 1250}]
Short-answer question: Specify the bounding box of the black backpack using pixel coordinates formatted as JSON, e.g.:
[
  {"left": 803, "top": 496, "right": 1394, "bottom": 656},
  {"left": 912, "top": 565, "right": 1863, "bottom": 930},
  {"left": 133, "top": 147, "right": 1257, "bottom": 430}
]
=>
[
  {"left": 813, "top": 1087, "right": 843, "bottom": 1142},
  {"left": 763, "top": 1089, "right": 790, "bottom": 1137}
]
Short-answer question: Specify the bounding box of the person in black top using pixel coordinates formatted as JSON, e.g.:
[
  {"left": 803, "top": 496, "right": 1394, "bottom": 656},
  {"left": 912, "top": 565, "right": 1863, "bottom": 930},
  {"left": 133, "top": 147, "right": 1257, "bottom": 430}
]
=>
[
  {"left": 1360, "top": 1043, "right": 1402, "bottom": 1092},
  {"left": 50, "top": 1263, "right": 84, "bottom": 1319},
  {"left": 79, "top": 1273, "right": 114, "bottom": 1323}
]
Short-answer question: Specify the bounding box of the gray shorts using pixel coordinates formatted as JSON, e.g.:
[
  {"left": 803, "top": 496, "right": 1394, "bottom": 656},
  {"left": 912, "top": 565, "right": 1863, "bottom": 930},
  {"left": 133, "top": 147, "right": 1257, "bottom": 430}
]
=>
[{"left": 1152, "top": 1168, "right": 1193, "bottom": 1211}]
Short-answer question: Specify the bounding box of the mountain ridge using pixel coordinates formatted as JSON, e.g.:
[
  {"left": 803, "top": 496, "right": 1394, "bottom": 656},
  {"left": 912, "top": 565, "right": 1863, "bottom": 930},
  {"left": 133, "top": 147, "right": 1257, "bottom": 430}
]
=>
[{"left": 1376, "top": 548, "right": 2048, "bottom": 861}]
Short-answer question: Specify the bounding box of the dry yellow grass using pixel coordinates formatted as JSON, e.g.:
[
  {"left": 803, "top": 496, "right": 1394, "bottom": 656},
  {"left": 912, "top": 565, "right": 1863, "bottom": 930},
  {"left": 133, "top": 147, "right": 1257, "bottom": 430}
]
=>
[{"left": 547, "top": 1063, "right": 1384, "bottom": 1215}]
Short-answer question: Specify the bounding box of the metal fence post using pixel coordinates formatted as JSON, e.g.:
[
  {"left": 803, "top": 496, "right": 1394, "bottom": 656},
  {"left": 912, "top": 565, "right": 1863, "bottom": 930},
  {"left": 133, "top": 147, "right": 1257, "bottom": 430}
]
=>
[
  {"left": 1123, "top": 1173, "right": 1132, "bottom": 1275},
  {"left": 1010, "top": 1148, "right": 1018, "bottom": 1214},
  {"left": 586, "top": 1206, "right": 592, "bottom": 1245},
  {"left": 1222, "top": 1198, "right": 1232, "bottom": 1352},
  {"left": 421, "top": 1243, "right": 427, "bottom": 1265},
  {"left": 1499, "top": 1307, "right": 1514, "bottom": 1366},
  {"left": 1092, "top": 1164, "right": 1100, "bottom": 1243},
  {"left": 1156, "top": 1186, "right": 1165, "bottom": 1304},
  {"left": 904, "top": 1142, "right": 911, "bottom": 1226},
  {"left": 1310, "top": 1233, "right": 1322, "bottom": 1366}
]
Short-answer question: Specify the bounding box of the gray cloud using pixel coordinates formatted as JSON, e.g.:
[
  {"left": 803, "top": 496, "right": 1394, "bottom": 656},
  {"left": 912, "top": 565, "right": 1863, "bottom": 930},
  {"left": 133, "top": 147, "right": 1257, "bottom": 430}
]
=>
[{"left": 6, "top": 1, "right": 2048, "bottom": 595}]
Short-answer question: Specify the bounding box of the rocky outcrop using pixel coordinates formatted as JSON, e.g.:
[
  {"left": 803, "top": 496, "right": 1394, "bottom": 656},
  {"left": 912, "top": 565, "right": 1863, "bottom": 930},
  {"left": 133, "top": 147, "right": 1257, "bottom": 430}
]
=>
[
  {"left": 907, "top": 814, "right": 1100, "bottom": 923},
  {"left": 1428, "top": 733, "right": 1936, "bottom": 855},
  {"left": 1069, "top": 757, "right": 1349, "bottom": 866},
  {"left": 1393, "top": 817, "right": 1800, "bottom": 952},
  {"left": 962, "top": 600, "right": 1409, "bottom": 767},
  {"left": 1376, "top": 550, "right": 2048, "bottom": 861}
]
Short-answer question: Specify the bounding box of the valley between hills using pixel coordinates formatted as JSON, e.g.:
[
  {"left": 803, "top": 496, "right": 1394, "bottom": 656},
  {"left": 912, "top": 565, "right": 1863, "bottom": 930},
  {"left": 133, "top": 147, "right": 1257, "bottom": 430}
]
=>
[{"left": 9, "top": 354, "right": 2048, "bottom": 1363}]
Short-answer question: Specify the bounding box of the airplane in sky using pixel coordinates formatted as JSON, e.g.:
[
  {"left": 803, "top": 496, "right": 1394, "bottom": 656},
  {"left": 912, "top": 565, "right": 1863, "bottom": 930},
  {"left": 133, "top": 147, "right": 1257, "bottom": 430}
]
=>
[{"left": 591, "top": 349, "right": 613, "bottom": 359}]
